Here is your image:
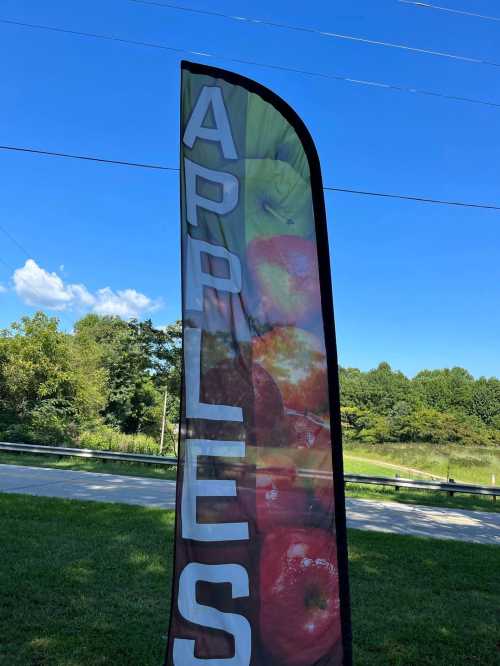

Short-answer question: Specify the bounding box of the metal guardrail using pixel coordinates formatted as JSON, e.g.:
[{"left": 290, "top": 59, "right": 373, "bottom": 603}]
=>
[
  {"left": 0, "top": 441, "right": 177, "bottom": 466},
  {"left": 1, "top": 441, "right": 498, "bottom": 498},
  {"left": 344, "top": 473, "right": 499, "bottom": 497}
]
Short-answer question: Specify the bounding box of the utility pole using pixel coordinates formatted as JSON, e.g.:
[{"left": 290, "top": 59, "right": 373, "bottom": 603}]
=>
[{"left": 159, "top": 389, "right": 168, "bottom": 455}]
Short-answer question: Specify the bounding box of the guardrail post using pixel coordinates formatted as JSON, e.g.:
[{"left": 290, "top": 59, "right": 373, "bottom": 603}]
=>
[
  {"left": 395, "top": 474, "right": 400, "bottom": 492},
  {"left": 447, "top": 479, "right": 455, "bottom": 497}
]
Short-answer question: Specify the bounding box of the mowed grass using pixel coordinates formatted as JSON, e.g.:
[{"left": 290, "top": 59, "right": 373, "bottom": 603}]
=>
[
  {"left": 0, "top": 494, "right": 175, "bottom": 666},
  {"left": 343, "top": 455, "right": 500, "bottom": 513},
  {"left": 343, "top": 457, "right": 424, "bottom": 478},
  {"left": 343, "top": 442, "right": 500, "bottom": 486},
  {"left": 349, "top": 529, "right": 500, "bottom": 666},
  {"left": 1, "top": 494, "right": 499, "bottom": 666}
]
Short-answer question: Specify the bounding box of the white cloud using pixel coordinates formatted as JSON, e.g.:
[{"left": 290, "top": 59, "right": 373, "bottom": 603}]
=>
[
  {"left": 13, "top": 259, "right": 90, "bottom": 310},
  {"left": 0, "top": 284, "right": 7, "bottom": 293},
  {"left": 12, "top": 259, "right": 160, "bottom": 320},
  {"left": 93, "top": 287, "right": 159, "bottom": 319}
]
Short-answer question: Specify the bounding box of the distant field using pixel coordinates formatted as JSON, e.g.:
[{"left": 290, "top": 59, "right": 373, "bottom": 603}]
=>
[
  {"left": 1, "top": 494, "right": 498, "bottom": 666},
  {"left": 342, "top": 452, "right": 499, "bottom": 513},
  {"left": 343, "top": 442, "right": 500, "bottom": 486},
  {"left": 343, "top": 456, "right": 435, "bottom": 479}
]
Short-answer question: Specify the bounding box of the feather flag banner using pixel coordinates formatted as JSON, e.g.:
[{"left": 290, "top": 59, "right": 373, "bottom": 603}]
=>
[{"left": 166, "top": 60, "right": 352, "bottom": 666}]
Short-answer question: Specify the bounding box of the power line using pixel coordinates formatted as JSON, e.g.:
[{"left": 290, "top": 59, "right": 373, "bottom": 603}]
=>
[
  {"left": 0, "top": 17, "right": 187, "bottom": 56},
  {"left": 324, "top": 186, "right": 500, "bottom": 211},
  {"left": 2, "top": 17, "right": 500, "bottom": 111},
  {"left": 2, "top": 144, "right": 500, "bottom": 212},
  {"left": 0, "top": 144, "right": 176, "bottom": 171},
  {"left": 398, "top": 1, "right": 500, "bottom": 23},
  {"left": 128, "top": 0, "right": 500, "bottom": 68},
  {"left": 0, "top": 223, "right": 32, "bottom": 259},
  {"left": 0, "top": 235, "right": 75, "bottom": 332}
]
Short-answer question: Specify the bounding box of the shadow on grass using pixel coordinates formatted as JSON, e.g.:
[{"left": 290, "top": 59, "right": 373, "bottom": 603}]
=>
[
  {"left": 348, "top": 530, "right": 500, "bottom": 666},
  {"left": 0, "top": 495, "right": 498, "bottom": 666},
  {"left": 0, "top": 494, "right": 175, "bottom": 666}
]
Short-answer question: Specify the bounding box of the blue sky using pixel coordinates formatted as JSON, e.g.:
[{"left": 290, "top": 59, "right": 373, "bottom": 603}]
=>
[{"left": 0, "top": 0, "right": 499, "bottom": 377}]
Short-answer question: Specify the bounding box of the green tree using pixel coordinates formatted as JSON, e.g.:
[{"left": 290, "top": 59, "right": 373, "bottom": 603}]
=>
[
  {"left": 470, "top": 377, "right": 500, "bottom": 427},
  {"left": 72, "top": 315, "right": 182, "bottom": 435},
  {"left": 0, "top": 312, "right": 105, "bottom": 443},
  {"left": 413, "top": 367, "right": 474, "bottom": 414}
]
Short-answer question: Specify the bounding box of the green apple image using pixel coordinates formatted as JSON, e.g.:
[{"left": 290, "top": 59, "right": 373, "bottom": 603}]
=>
[
  {"left": 246, "top": 94, "right": 310, "bottom": 181},
  {"left": 244, "top": 159, "right": 314, "bottom": 244}
]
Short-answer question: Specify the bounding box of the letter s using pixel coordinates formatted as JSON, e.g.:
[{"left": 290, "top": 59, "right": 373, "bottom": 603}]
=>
[{"left": 173, "top": 563, "right": 251, "bottom": 665}]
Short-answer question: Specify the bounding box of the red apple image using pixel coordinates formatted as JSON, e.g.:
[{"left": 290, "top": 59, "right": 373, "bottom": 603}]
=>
[
  {"left": 285, "top": 411, "right": 335, "bottom": 516},
  {"left": 286, "top": 410, "right": 331, "bottom": 451},
  {"left": 252, "top": 362, "right": 286, "bottom": 446},
  {"left": 247, "top": 235, "right": 321, "bottom": 327},
  {"left": 254, "top": 451, "right": 310, "bottom": 532},
  {"left": 260, "top": 528, "right": 342, "bottom": 665},
  {"left": 201, "top": 357, "right": 285, "bottom": 445},
  {"left": 252, "top": 326, "right": 329, "bottom": 414},
  {"left": 196, "top": 495, "right": 246, "bottom": 527},
  {"left": 201, "top": 356, "right": 252, "bottom": 413}
]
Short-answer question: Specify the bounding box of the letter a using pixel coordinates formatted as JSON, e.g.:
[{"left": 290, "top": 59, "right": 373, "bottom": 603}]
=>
[{"left": 183, "top": 86, "right": 237, "bottom": 160}]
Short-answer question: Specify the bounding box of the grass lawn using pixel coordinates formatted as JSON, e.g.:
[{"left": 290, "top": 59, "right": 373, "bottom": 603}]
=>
[
  {"left": 343, "top": 456, "right": 431, "bottom": 478},
  {"left": 1, "top": 494, "right": 499, "bottom": 666},
  {"left": 0, "top": 494, "right": 174, "bottom": 666}
]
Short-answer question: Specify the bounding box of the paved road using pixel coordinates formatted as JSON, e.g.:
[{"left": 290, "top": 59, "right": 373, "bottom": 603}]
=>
[
  {"left": 0, "top": 464, "right": 177, "bottom": 509},
  {"left": 1, "top": 464, "right": 498, "bottom": 546}
]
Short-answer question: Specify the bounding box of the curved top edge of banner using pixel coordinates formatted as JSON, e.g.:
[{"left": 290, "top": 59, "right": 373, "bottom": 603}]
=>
[{"left": 180, "top": 59, "right": 324, "bottom": 190}]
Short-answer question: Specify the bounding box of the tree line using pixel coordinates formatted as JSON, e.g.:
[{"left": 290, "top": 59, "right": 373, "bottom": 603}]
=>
[
  {"left": 0, "top": 312, "right": 181, "bottom": 453},
  {"left": 0, "top": 312, "right": 498, "bottom": 451},
  {"left": 340, "top": 363, "right": 500, "bottom": 446}
]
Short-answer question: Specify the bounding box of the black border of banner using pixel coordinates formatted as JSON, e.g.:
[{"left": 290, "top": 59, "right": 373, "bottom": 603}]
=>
[
  {"left": 166, "top": 59, "right": 352, "bottom": 666},
  {"left": 163, "top": 63, "right": 186, "bottom": 666}
]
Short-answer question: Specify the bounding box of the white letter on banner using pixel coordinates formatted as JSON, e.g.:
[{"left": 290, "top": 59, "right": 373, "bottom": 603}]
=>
[
  {"left": 186, "top": 236, "right": 242, "bottom": 312},
  {"left": 184, "top": 328, "right": 243, "bottom": 422},
  {"left": 173, "top": 563, "right": 251, "bottom": 666},
  {"left": 181, "top": 439, "right": 248, "bottom": 542},
  {"left": 185, "top": 159, "right": 239, "bottom": 227},
  {"left": 183, "top": 86, "right": 237, "bottom": 159}
]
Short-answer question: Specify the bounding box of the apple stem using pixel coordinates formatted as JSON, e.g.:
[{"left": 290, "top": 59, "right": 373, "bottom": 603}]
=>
[{"left": 263, "top": 203, "right": 294, "bottom": 226}]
